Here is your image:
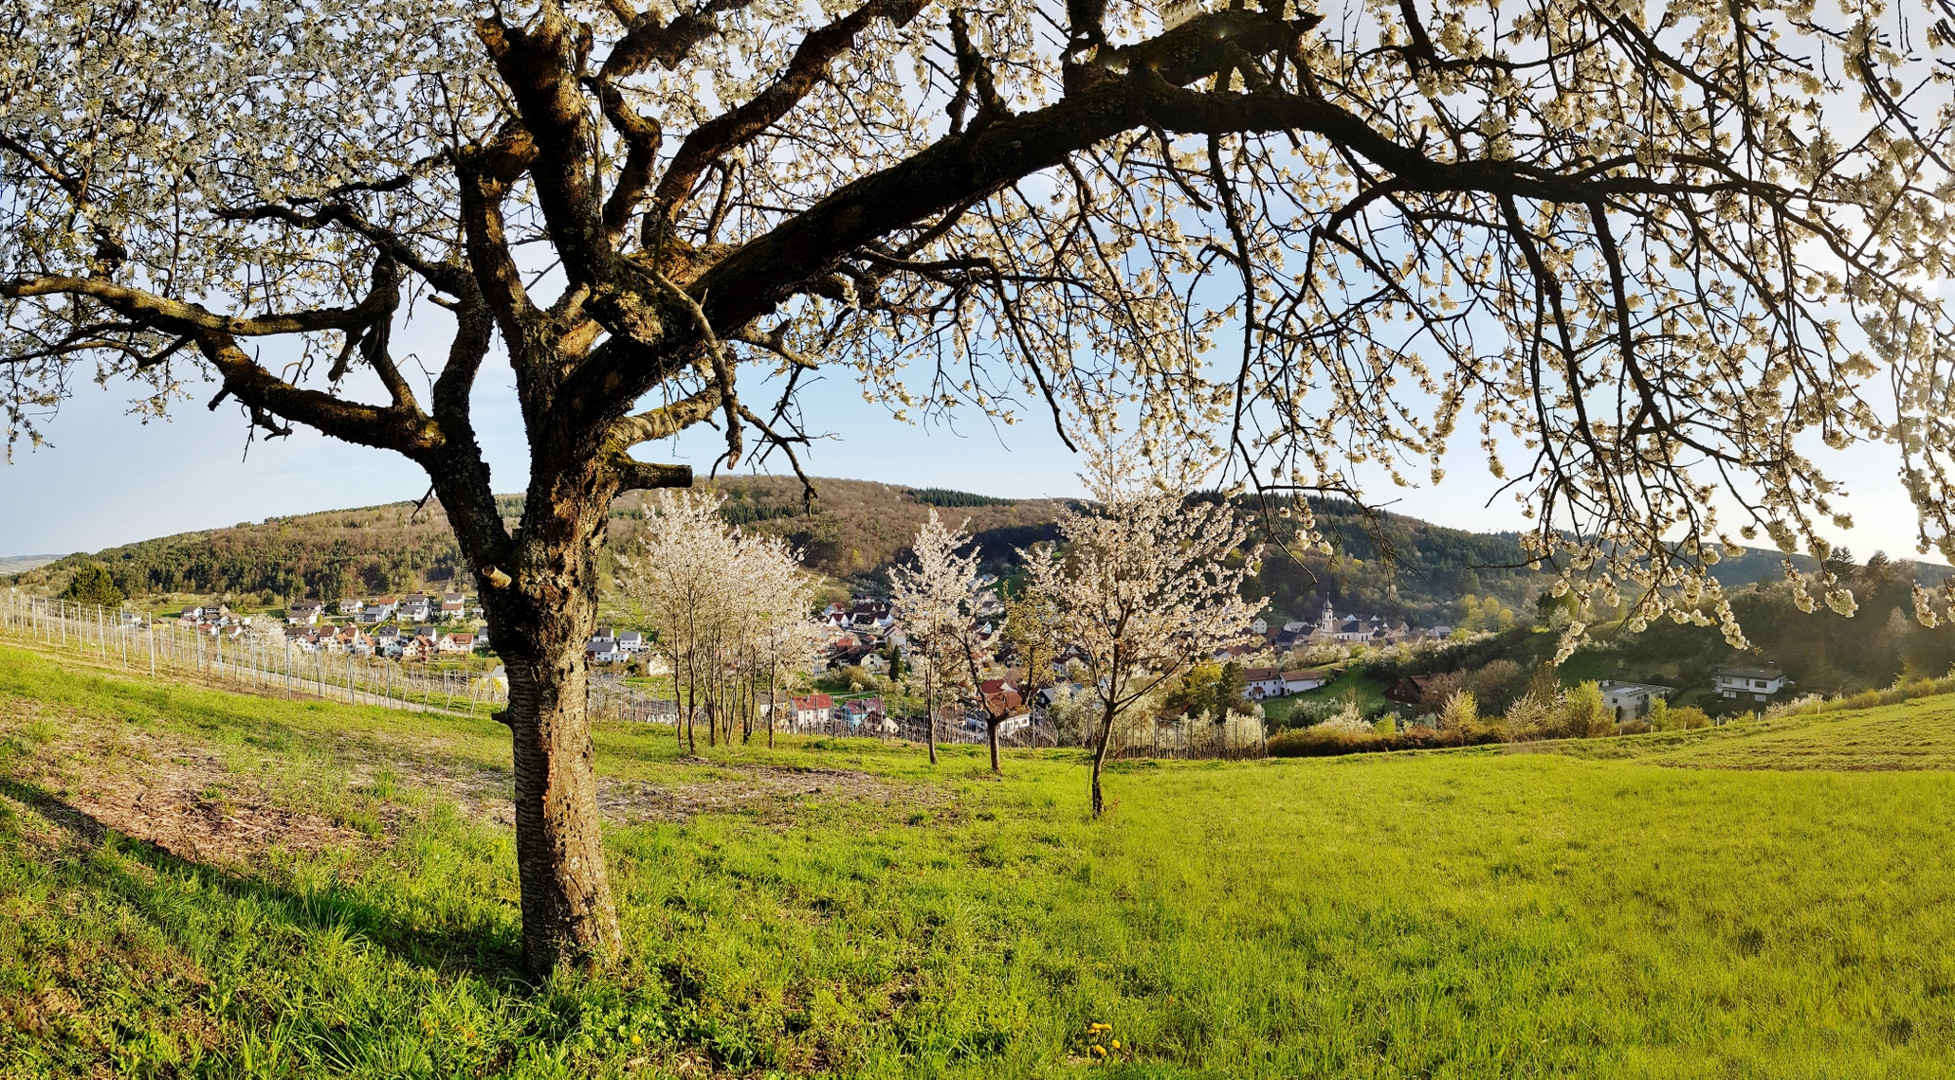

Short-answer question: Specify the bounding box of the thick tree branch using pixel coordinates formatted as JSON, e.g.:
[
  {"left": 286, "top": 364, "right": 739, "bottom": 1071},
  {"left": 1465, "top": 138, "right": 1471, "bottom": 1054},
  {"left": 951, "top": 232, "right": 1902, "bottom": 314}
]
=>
[
  {"left": 611, "top": 457, "right": 693, "bottom": 491},
  {"left": 456, "top": 122, "right": 541, "bottom": 341},
  {"left": 647, "top": 0, "right": 928, "bottom": 227},
  {"left": 194, "top": 330, "right": 439, "bottom": 454},
  {"left": 478, "top": 9, "right": 610, "bottom": 287},
  {"left": 433, "top": 289, "right": 496, "bottom": 427},
  {"left": 590, "top": 79, "right": 663, "bottom": 245},
  {"left": 2, "top": 270, "right": 399, "bottom": 338},
  {"left": 609, "top": 386, "right": 722, "bottom": 446},
  {"left": 599, "top": 0, "right": 753, "bottom": 81}
]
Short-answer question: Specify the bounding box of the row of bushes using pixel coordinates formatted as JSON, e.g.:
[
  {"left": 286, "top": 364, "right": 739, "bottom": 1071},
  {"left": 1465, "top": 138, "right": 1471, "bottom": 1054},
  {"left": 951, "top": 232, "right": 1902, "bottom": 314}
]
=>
[
  {"left": 1268, "top": 682, "right": 1718, "bottom": 757},
  {"left": 1267, "top": 724, "right": 1502, "bottom": 757}
]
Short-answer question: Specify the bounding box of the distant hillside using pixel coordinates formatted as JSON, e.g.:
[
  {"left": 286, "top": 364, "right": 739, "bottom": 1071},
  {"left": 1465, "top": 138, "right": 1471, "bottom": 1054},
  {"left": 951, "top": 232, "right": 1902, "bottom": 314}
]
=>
[
  {"left": 0, "top": 555, "right": 58, "bottom": 575},
  {"left": 1240, "top": 496, "right": 1549, "bottom": 625},
  {"left": 8, "top": 478, "right": 1948, "bottom": 634},
  {"left": 1, "top": 478, "right": 1070, "bottom": 607}
]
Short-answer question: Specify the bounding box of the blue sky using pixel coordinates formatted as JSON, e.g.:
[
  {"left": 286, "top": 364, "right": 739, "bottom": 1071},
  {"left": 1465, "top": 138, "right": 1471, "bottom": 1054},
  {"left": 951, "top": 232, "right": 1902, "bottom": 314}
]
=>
[{"left": 0, "top": 344, "right": 1091, "bottom": 555}]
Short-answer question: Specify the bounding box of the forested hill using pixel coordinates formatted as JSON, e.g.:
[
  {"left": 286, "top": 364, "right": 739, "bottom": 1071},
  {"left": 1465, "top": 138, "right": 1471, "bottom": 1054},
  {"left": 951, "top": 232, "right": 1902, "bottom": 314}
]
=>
[
  {"left": 8, "top": 477, "right": 1948, "bottom": 629},
  {"left": 2, "top": 478, "right": 1070, "bottom": 609}
]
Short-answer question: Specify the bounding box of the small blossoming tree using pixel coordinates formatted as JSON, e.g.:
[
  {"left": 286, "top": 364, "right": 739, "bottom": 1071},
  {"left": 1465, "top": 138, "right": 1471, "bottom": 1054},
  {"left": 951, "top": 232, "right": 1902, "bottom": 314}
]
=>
[
  {"left": 889, "top": 508, "right": 984, "bottom": 766},
  {"left": 619, "top": 490, "right": 822, "bottom": 750},
  {"left": 1023, "top": 443, "right": 1265, "bottom": 817}
]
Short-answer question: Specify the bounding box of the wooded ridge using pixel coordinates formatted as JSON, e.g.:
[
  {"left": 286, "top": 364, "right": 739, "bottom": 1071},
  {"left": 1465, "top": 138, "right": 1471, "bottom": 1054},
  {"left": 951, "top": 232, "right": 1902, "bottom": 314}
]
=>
[{"left": 14, "top": 477, "right": 1946, "bottom": 629}]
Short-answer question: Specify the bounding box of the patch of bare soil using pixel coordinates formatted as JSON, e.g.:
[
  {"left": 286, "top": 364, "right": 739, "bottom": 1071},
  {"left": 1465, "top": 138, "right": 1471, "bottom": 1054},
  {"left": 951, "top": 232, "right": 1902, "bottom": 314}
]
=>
[
  {"left": 2, "top": 690, "right": 942, "bottom": 851},
  {"left": 1, "top": 720, "right": 380, "bottom": 867},
  {"left": 592, "top": 762, "right": 949, "bottom": 827}
]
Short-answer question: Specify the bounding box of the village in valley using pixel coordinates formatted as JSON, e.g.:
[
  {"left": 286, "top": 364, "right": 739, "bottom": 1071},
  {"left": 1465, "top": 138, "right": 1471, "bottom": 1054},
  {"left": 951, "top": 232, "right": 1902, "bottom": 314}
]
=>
[
  {"left": 567, "top": 587, "right": 1795, "bottom": 745},
  {"left": 171, "top": 591, "right": 487, "bottom": 661},
  {"left": 141, "top": 578, "right": 1804, "bottom": 740}
]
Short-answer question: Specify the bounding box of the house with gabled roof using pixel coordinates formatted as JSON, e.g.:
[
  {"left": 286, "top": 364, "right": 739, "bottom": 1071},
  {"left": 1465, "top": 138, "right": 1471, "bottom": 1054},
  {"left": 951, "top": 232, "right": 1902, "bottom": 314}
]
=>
[
  {"left": 1282, "top": 669, "right": 1331, "bottom": 694},
  {"left": 1712, "top": 664, "right": 1791, "bottom": 702},
  {"left": 790, "top": 694, "right": 835, "bottom": 729},
  {"left": 1243, "top": 666, "right": 1287, "bottom": 700}
]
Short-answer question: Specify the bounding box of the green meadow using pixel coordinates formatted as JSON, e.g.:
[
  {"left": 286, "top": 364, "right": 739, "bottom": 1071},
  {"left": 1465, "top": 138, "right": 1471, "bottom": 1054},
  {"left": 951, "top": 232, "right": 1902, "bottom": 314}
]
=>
[{"left": 1, "top": 640, "right": 1953, "bottom": 1078}]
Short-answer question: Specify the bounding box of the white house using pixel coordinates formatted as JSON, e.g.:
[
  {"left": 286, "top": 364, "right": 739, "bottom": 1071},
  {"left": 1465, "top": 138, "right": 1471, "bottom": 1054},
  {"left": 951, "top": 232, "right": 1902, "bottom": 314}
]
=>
[
  {"left": 398, "top": 593, "right": 431, "bottom": 622},
  {"left": 436, "top": 632, "right": 475, "bottom": 656},
  {"left": 617, "top": 630, "right": 647, "bottom": 654},
  {"left": 1712, "top": 665, "right": 1790, "bottom": 702},
  {"left": 1599, "top": 680, "right": 1673, "bottom": 719},
  {"left": 286, "top": 601, "right": 322, "bottom": 626},
  {"left": 336, "top": 597, "right": 365, "bottom": 617},
  {"left": 1282, "top": 669, "right": 1330, "bottom": 695},
  {"left": 790, "top": 693, "right": 834, "bottom": 729},
  {"left": 1243, "top": 666, "right": 1287, "bottom": 700},
  {"left": 440, "top": 593, "right": 467, "bottom": 621}
]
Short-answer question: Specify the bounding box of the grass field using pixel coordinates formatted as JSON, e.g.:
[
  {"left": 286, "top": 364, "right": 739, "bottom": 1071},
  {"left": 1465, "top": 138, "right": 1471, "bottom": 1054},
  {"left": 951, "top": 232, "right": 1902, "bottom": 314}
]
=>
[
  {"left": 1283, "top": 667, "right": 1388, "bottom": 717},
  {"left": 2, "top": 640, "right": 1954, "bottom": 1077}
]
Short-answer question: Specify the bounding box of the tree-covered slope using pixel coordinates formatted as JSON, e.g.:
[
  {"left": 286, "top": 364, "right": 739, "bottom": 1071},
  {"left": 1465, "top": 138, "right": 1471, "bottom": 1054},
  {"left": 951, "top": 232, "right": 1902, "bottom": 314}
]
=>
[{"left": 8, "top": 478, "right": 1949, "bottom": 637}]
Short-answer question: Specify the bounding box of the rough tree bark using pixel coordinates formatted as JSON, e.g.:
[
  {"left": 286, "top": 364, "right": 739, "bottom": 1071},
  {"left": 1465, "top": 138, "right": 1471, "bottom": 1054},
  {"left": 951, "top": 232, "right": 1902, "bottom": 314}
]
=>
[{"left": 441, "top": 443, "right": 650, "bottom": 973}]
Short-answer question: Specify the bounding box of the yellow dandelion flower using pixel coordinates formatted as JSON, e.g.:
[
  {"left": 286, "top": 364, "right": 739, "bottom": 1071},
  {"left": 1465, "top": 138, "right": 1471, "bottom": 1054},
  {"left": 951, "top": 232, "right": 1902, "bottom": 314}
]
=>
[
  {"left": 1092, "top": 1044, "right": 1107, "bottom": 1058},
  {"left": 1110, "top": 1039, "right": 1121, "bottom": 1050},
  {"left": 631, "top": 1033, "right": 643, "bottom": 1046}
]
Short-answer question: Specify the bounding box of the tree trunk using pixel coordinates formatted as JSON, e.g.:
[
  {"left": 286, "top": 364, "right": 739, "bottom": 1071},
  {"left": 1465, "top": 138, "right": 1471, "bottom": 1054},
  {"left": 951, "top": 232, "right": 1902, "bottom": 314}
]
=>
[
  {"left": 987, "top": 717, "right": 1001, "bottom": 773},
  {"left": 469, "top": 500, "right": 619, "bottom": 976},
  {"left": 1090, "top": 700, "right": 1118, "bottom": 819},
  {"left": 926, "top": 671, "right": 938, "bottom": 765},
  {"left": 685, "top": 667, "right": 697, "bottom": 753},
  {"left": 671, "top": 657, "right": 683, "bottom": 748},
  {"left": 742, "top": 669, "right": 753, "bottom": 744},
  {"left": 444, "top": 445, "right": 644, "bottom": 980},
  {"left": 500, "top": 648, "right": 621, "bottom": 975}
]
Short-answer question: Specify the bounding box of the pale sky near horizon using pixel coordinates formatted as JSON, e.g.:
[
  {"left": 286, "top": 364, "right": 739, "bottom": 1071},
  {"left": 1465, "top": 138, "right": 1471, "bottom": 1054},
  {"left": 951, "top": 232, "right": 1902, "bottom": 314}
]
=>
[
  {"left": 0, "top": 333, "right": 1939, "bottom": 567},
  {"left": 0, "top": 345, "right": 1094, "bottom": 556}
]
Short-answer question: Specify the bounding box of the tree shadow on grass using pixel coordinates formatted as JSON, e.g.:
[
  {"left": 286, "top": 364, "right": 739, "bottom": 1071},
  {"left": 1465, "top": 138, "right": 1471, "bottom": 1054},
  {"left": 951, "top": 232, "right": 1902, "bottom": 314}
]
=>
[{"left": 0, "top": 774, "right": 527, "bottom": 988}]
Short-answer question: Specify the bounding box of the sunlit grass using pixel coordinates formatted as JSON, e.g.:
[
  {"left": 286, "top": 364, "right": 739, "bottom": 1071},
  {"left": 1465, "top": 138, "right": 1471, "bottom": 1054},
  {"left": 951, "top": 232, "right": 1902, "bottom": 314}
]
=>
[{"left": 1, "top": 642, "right": 1952, "bottom": 1077}]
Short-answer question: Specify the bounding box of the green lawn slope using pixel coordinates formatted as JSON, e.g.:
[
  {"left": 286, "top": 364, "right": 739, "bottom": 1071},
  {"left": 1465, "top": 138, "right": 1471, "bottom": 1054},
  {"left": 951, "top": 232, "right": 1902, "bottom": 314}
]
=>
[{"left": 1, "top": 641, "right": 1953, "bottom": 1077}]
